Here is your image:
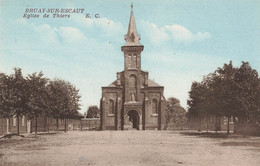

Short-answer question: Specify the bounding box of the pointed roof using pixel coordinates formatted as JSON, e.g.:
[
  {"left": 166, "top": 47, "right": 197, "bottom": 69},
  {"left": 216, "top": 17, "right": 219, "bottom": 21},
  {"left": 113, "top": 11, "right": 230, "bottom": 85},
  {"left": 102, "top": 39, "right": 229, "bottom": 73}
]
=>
[{"left": 124, "top": 3, "right": 141, "bottom": 46}]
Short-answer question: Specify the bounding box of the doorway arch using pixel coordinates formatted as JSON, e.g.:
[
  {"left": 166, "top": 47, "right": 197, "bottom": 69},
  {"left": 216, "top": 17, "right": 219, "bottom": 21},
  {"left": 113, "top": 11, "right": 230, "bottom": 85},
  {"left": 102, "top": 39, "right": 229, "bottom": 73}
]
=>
[{"left": 127, "top": 110, "right": 139, "bottom": 130}]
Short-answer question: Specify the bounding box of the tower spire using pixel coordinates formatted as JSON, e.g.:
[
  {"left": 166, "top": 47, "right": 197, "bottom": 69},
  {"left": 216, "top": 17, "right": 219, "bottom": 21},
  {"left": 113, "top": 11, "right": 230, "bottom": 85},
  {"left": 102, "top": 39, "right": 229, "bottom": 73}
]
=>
[{"left": 124, "top": 3, "right": 141, "bottom": 46}]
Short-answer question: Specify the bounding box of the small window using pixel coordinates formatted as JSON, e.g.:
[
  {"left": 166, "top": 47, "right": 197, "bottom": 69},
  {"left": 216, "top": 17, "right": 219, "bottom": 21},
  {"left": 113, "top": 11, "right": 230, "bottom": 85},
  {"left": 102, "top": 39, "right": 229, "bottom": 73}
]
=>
[
  {"left": 152, "top": 99, "right": 158, "bottom": 114},
  {"left": 13, "top": 116, "right": 16, "bottom": 127},
  {"left": 109, "top": 99, "right": 114, "bottom": 114},
  {"left": 132, "top": 55, "right": 137, "bottom": 68},
  {"left": 128, "top": 55, "right": 132, "bottom": 68}
]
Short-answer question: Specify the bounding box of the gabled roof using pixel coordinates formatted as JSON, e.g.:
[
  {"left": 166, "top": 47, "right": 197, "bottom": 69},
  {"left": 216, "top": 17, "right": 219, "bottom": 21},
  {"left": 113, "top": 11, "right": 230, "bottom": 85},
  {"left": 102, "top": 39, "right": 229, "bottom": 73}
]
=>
[
  {"left": 105, "top": 79, "right": 162, "bottom": 88},
  {"left": 147, "top": 79, "right": 162, "bottom": 87},
  {"left": 107, "top": 80, "right": 117, "bottom": 87}
]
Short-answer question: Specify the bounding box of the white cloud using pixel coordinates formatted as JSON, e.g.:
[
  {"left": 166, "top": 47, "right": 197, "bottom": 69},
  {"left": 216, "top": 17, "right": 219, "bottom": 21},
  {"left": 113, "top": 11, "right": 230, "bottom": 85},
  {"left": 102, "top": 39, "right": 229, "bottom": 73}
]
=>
[
  {"left": 94, "top": 18, "right": 124, "bottom": 35},
  {"left": 73, "top": 14, "right": 124, "bottom": 37},
  {"left": 165, "top": 25, "right": 193, "bottom": 42},
  {"left": 195, "top": 32, "right": 211, "bottom": 41},
  {"left": 7, "top": 19, "right": 60, "bottom": 49},
  {"left": 165, "top": 25, "right": 211, "bottom": 42},
  {"left": 139, "top": 20, "right": 169, "bottom": 44},
  {"left": 36, "top": 24, "right": 60, "bottom": 45},
  {"left": 139, "top": 20, "right": 211, "bottom": 44},
  {"left": 59, "top": 27, "right": 87, "bottom": 44}
]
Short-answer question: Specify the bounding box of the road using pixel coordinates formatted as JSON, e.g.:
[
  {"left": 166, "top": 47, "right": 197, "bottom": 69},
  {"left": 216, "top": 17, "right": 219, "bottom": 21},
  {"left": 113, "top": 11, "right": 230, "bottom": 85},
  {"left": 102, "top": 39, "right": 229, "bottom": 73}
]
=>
[{"left": 0, "top": 130, "right": 260, "bottom": 166}]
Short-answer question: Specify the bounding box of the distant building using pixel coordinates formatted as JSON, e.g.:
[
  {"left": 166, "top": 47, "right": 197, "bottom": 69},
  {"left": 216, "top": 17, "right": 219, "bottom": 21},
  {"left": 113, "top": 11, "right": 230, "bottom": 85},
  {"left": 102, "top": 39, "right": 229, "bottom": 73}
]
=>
[
  {"left": 0, "top": 115, "right": 82, "bottom": 136},
  {"left": 0, "top": 115, "right": 29, "bottom": 135},
  {"left": 100, "top": 5, "right": 166, "bottom": 130}
]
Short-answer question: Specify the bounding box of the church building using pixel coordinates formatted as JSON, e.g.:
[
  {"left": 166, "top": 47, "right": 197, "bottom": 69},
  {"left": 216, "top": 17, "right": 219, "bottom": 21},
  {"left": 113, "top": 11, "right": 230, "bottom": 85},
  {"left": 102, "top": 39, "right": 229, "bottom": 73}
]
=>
[{"left": 100, "top": 5, "right": 166, "bottom": 130}]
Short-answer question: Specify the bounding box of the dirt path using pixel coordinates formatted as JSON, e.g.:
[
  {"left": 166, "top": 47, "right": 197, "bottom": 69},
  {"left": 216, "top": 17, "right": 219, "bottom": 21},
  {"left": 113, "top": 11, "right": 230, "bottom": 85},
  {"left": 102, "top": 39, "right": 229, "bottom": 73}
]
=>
[{"left": 0, "top": 131, "right": 260, "bottom": 166}]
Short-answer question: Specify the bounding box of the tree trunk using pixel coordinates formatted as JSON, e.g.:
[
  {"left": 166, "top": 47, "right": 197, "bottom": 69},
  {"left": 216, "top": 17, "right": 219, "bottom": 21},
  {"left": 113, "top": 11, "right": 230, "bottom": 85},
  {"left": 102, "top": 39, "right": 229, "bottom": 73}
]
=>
[
  {"left": 35, "top": 116, "right": 38, "bottom": 137},
  {"left": 73, "top": 119, "right": 75, "bottom": 131},
  {"left": 206, "top": 116, "right": 209, "bottom": 132},
  {"left": 17, "top": 114, "right": 20, "bottom": 135},
  {"left": 7, "top": 118, "right": 10, "bottom": 134},
  {"left": 198, "top": 117, "right": 201, "bottom": 132},
  {"left": 234, "top": 116, "right": 237, "bottom": 134},
  {"left": 89, "top": 120, "right": 90, "bottom": 131},
  {"left": 64, "top": 118, "right": 67, "bottom": 133},
  {"left": 80, "top": 121, "right": 82, "bottom": 131},
  {"left": 227, "top": 116, "right": 230, "bottom": 135},
  {"left": 215, "top": 115, "right": 218, "bottom": 133},
  {"left": 47, "top": 117, "right": 49, "bottom": 133},
  {"left": 1, "top": 115, "right": 3, "bottom": 135},
  {"left": 30, "top": 120, "right": 32, "bottom": 133},
  {"left": 165, "top": 117, "right": 169, "bottom": 130},
  {"left": 56, "top": 118, "right": 59, "bottom": 133}
]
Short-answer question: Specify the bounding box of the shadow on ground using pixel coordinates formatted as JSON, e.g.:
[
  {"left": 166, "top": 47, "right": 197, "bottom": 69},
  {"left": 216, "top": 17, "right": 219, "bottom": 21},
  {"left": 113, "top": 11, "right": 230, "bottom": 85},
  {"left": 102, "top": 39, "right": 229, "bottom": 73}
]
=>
[
  {"left": 180, "top": 131, "right": 230, "bottom": 138},
  {"left": 180, "top": 131, "right": 260, "bottom": 148},
  {"left": 179, "top": 131, "right": 256, "bottom": 139},
  {"left": 0, "top": 133, "right": 25, "bottom": 139},
  {"left": 220, "top": 141, "right": 260, "bottom": 147}
]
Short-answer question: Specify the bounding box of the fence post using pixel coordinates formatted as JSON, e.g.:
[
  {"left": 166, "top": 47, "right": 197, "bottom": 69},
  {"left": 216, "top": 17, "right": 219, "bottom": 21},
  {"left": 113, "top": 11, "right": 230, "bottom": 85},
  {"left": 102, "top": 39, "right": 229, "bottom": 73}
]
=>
[
  {"left": 89, "top": 120, "right": 90, "bottom": 131},
  {"left": 6, "top": 118, "right": 10, "bottom": 134},
  {"left": 80, "top": 120, "right": 82, "bottom": 131}
]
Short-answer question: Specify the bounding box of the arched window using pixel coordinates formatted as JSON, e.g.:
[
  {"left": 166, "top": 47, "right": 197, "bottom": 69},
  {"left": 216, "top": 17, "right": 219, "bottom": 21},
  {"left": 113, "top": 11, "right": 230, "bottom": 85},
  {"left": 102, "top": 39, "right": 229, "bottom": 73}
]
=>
[
  {"left": 152, "top": 99, "right": 158, "bottom": 114},
  {"left": 128, "top": 55, "right": 132, "bottom": 68},
  {"left": 109, "top": 99, "right": 114, "bottom": 114},
  {"left": 128, "top": 54, "right": 137, "bottom": 68},
  {"left": 129, "top": 75, "right": 137, "bottom": 88},
  {"left": 132, "top": 54, "right": 137, "bottom": 68}
]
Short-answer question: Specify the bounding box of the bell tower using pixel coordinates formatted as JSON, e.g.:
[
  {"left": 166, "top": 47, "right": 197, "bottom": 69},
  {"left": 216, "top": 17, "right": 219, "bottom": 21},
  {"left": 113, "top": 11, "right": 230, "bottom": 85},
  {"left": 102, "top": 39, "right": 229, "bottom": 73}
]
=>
[
  {"left": 121, "top": 4, "right": 144, "bottom": 103},
  {"left": 122, "top": 3, "right": 143, "bottom": 71}
]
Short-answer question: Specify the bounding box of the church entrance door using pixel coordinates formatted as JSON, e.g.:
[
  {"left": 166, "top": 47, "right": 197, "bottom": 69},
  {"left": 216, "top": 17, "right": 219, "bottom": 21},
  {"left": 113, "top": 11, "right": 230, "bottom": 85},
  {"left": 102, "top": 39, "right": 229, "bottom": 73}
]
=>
[{"left": 127, "top": 110, "right": 139, "bottom": 130}]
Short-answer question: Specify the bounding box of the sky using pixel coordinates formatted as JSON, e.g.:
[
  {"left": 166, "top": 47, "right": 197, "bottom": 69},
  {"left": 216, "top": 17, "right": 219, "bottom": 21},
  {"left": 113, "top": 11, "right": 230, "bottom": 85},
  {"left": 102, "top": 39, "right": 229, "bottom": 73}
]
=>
[{"left": 0, "top": 0, "right": 259, "bottom": 113}]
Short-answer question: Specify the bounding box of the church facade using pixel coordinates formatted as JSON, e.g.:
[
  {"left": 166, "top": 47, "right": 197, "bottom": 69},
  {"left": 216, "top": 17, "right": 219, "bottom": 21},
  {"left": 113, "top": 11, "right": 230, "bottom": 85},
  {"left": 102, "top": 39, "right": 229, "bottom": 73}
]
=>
[{"left": 100, "top": 6, "right": 166, "bottom": 130}]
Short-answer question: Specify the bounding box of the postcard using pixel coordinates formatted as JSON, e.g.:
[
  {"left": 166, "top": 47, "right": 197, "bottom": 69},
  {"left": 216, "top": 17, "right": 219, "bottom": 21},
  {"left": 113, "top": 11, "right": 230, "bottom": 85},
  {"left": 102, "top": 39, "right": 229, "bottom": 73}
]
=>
[{"left": 0, "top": 1, "right": 259, "bottom": 166}]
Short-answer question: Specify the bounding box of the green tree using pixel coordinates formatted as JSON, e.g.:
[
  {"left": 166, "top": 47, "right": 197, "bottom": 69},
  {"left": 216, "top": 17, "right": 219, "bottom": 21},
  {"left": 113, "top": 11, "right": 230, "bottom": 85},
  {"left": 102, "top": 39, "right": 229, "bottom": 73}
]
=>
[
  {"left": 0, "top": 73, "right": 11, "bottom": 118},
  {"left": 187, "top": 81, "right": 209, "bottom": 131},
  {"left": 61, "top": 81, "right": 81, "bottom": 132},
  {"left": 86, "top": 105, "right": 99, "bottom": 118},
  {"left": 9, "top": 68, "right": 29, "bottom": 135},
  {"left": 233, "top": 62, "right": 259, "bottom": 124},
  {"left": 47, "top": 79, "right": 66, "bottom": 133},
  {"left": 47, "top": 79, "right": 81, "bottom": 133},
  {"left": 166, "top": 97, "right": 187, "bottom": 130},
  {"left": 27, "top": 72, "right": 48, "bottom": 136},
  {"left": 0, "top": 73, "right": 13, "bottom": 134},
  {"left": 187, "top": 61, "right": 260, "bottom": 134},
  {"left": 215, "top": 61, "right": 237, "bottom": 134}
]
